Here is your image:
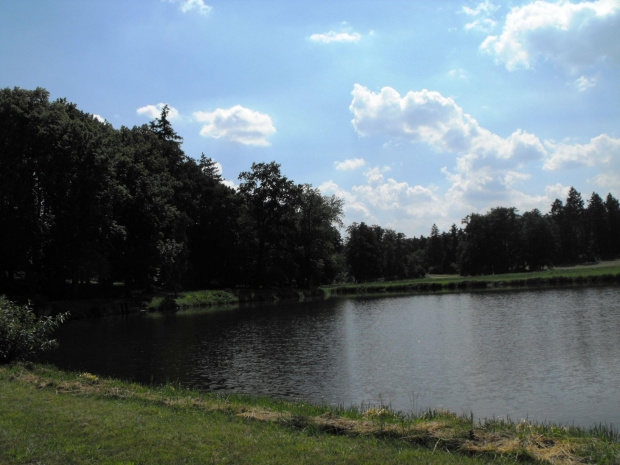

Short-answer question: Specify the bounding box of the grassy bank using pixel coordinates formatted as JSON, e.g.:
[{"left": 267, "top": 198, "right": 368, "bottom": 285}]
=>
[
  {"left": 324, "top": 261, "right": 620, "bottom": 296},
  {"left": 1, "top": 364, "right": 618, "bottom": 464},
  {"left": 139, "top": 262, "right": 620, "bottom": 313}
]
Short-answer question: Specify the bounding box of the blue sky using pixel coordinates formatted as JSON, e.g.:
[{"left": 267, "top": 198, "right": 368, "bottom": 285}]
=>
[{"left": 1, "top": 0, "right": 619, "bottom": 236}]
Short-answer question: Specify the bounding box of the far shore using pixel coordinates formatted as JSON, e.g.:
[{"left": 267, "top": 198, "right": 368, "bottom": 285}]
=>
[{"left": 29, "top": 259, "right": 620, "bottom": 319}]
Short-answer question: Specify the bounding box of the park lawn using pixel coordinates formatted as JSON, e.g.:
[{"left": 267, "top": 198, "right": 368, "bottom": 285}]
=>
[{"left": 1, "top": 364, "right": 619, "bottom": 464}]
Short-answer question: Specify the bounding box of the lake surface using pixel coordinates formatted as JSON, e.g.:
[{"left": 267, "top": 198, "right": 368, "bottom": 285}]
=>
[{"left": 47, "top": 287, "right": 620, "bottom": 428}]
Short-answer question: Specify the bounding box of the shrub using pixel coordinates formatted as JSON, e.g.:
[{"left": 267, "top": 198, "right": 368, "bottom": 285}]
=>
[{"left": 0, "top": 296, "right": 69, "bottom": 364}]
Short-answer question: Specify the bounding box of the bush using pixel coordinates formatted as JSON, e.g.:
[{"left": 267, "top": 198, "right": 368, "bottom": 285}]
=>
[{"left": 0, "top": 296, "right": 69, "bottom": 364}]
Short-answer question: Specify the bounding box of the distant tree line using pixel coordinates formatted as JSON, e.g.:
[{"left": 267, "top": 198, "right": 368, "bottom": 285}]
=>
[
  {"left": 345, "top": 188, "right": 620, "bottom": 282},
  {"left": 1, "top": 87, "right": 619, "bottom": 296}
]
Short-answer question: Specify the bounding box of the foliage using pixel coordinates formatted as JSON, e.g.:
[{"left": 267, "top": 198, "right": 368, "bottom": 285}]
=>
[{"left": 0, "top": 296, "right": 68, "bottom": 364}]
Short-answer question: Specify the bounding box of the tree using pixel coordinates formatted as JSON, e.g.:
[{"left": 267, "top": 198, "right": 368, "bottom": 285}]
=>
[
  {"left": 550, "top": 187, "right": 586, "bottom": 263},
  {"left": 238, "top": 162, "right": 301, "bottom": 286},
  {"left": 0, "top": 296, "right": 68, "bottom": 364},
  {"left": 294, "top": 185, "right": 343, "bottom": 287},
  {"left": 425, "top": 224, "right": 443, "bottom": 273},
  {"left": 184, "top": 155, "right": 243, "bottom": 288},
  {"left": 605, "top": 193, "right": 620, "bottom": 258},
  {"left": 344, "top": 223, "right": 384, "bottom": 283},
  {"left": 459, "top": 207, "right": 521, "bottom": 275},
  {"left": 585, "top": 192, "right": 607, "bottom": 260},
  {"left": 521, "top": 209, "right": 557, "bottom": 271}
]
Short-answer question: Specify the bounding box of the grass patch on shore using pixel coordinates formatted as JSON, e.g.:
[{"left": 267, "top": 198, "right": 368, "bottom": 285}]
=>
[
  {"left": 1, "top": 364, "right": 618, "bottom": 464},
  {"left": 146, "top": 289, "right": 238, "bottom": 311}
]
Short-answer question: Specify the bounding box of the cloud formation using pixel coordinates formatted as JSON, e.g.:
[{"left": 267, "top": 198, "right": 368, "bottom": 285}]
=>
[
  {"left": 462, "top": 1, "right": 499, "bottom": 32},
  {"left": 480, "top": 0, "right": 620, "bottom": 72},
  {"left": 350, "top": 84, "right": 546, "bottom": 165},
  {"left": 165, "top": 0, "right": 212, "bottom": 15},
  {"left": 137, "top": 103, "right": 180, "bottom": 120},
  {"left": 334, "top": 158, "right": 366, "bottom": 170},
  {"left": 543, "top": 134, "right": 620, "bottom": 171},
  {"left": 92, "top": 114, "right": 105, "bottom": 123},
  {"left": 346, "top": 83, "right": 620, "bottom": 232},
  {"left": 193, "top": 105, "right": 276, "bottom": 146},
  {"left": 309, "top": 31, "right": 361, "bottom": 43}
]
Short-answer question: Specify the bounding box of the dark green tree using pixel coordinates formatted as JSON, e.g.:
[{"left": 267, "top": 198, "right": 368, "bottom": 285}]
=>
[
  {"left": 294, "top": 185, "right": 344, "bottom": 287},
  {"left": 344, "top": 222, "right": 384, "bottom": 283},
  {"left": 238, "top": 162, "right": 301, "bottom": 286},
  {"left": 521, "top": 209, "right": 557, "bottom": 271}
]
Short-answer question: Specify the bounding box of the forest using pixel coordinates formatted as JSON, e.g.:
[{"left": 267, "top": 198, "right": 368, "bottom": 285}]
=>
[{"left": 1, "top": 87, "right": 619, "bottom": 299}]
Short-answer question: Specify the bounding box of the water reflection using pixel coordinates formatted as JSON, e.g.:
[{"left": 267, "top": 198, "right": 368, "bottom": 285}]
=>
[{"left": 48, "top": 287, "right": 620, "bottom": 427}]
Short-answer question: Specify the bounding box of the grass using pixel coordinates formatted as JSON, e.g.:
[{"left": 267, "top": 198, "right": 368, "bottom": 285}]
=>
[
  {"left": 146, "top": 289, "right": 238, "bottom": 311},
  {"left": 1, "top": 364, "right": 618, "bottom": 464},
  {"left": 323, "top": 260, "right": 620, "bottom": 296}
]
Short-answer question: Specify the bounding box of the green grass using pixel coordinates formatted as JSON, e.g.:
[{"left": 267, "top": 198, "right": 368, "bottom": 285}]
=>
[
  {"left": 146, "top": 289, "right": 238, "bottom": 311},
  {"left": 323, "top": 261, "right": 620, "bottom": 296},
  {"left": 1, "top": 364, "right": 618, "bottom": 464}
]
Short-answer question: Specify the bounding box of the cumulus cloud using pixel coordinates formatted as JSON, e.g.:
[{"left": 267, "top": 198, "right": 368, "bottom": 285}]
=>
[
  {"left": 347, "top": 83, "right": 620, "bottom": 232},
  {"left": 543, "top": 134, "right": 620, "bottom": 171},
  {"left": 334, "top": 158, "right": 367, "bottom": 170},
  {"left": 165, "top": 0, "right": 212, "bottom": 15},
  {"left": 193, "top": 105, "right": 276, "bottom": 146},
  {"left": 319, "top": 169, "right": 445, "bottom": 233},
  {"left": 350, "top": 84, "right": 547, "bottom": 165},
  {"left": 92, "top": 114, "right": 105, "bottom": 123},
  {"left": 309, "top": 31, "right": 362, "bottom": 43},
  {"left": 137, "top": 103, "right": 180, "bottom": 120},
  {"left": 480, "top": 0, "right": 620, "bottom": 72}
]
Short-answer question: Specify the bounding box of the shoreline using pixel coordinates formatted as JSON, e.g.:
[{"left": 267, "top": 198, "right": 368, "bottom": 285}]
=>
[
  {"left": 29, "top": 261, "right": 620, "bottom": 319},
  {"left": 1, "top": 363, "right": 618, "bottom": 464}
]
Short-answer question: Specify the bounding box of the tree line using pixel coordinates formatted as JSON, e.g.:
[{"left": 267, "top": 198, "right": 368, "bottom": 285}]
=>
[
  {"left": 0, "top": 87, "right": 342, "bottom": 297},
  {"left": 1, "top": 87, "right": 619, "bottom": 297},
  {"left": 345, "top": 187, "right": 620, "bottom": 282}
]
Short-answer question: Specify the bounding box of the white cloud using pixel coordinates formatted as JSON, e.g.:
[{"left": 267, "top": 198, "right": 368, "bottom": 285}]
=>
[
  {"left": 463, "top": 1, "right": 499, "bottom": 16},
  {"left": 165, "top": 0, "right": 212, "bottom": 15},
  {"left": 222, "top": 179, "right": 239, "bottom": 190},
  {"left": 465, "top": 18, "right": 497, "bottom": 32},
  {"left": 92, "top": 114, "right": 105, "bottom": 123},
  {"left": 347, "top": 83, "right": 620, "bottom": 232},
  {"left": 543, "top": 134, "right": 620, "bottom": 171},
  {"left": 480, "top": 0, "right": 620, "bottom": 72},
  {"left": 319, "top": 171, "right": 445, "bottom": 233},
  {"left": 448, "top": 68, "right": 468, "bottom": 79},
  {"left": 463, "top": 1, "right": 499, "bottom": 31},
  {"left": 334, "top": 158, "right": 367, "bottom": 170},
  {"left": 137, "top": 103, "right": 180, "bottom": 120},
  {"left": 309, "top": 31, "right": 362, "bottom": 44},
  {"left": 350, "top": 84, "right": 547, "bottom": 165},
  {"left": 572, "top": 74, "right": 600, "bottom": 91},
  {"left": 193, "top": 105, "right": 276, "bottom": 146}
]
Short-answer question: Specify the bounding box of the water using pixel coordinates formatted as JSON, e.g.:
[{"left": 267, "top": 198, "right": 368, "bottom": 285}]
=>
[{"left": 47, "top": 287, "right": 620, "bottom": 428}]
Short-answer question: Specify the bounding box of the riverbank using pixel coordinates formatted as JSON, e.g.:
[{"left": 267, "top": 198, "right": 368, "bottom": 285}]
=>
[
  {"left": 323, "top": 260, "right": 620, "bottom": 296},
  {"left": 1, "top": 364, "right": 617, "bottom": 464},
  {"left": 35, "top": 260, "right": 620, "bottom": 318}
]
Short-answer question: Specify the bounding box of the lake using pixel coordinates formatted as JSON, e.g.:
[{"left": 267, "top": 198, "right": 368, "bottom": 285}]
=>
[{"left": 47, "top": 286, "right": 620, "bottom": 428}]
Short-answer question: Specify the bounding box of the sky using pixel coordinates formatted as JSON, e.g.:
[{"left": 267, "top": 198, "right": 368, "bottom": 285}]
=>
[{"left": 1, "top": 0, "right": 619, "bottom": 237}]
